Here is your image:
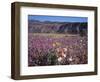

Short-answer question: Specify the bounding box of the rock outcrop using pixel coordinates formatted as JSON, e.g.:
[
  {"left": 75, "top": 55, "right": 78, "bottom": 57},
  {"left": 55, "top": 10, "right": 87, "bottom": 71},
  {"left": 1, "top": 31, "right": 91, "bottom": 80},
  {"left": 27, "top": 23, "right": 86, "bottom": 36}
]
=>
[{"left": 28, "top": 20, "right": 87, "bottom": 36}]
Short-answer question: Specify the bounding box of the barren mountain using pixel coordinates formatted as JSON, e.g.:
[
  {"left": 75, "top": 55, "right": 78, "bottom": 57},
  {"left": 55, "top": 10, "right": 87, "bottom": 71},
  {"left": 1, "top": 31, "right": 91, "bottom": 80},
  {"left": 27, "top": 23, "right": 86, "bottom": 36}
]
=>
[{"left": 28, "top": 20, "right": 87, "bottom": 36}]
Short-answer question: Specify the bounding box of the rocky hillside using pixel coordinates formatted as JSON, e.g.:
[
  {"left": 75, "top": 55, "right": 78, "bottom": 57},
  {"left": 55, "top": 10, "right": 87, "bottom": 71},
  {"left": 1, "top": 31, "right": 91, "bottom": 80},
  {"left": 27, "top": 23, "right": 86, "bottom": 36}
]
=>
[{"left": 28, "top": 20, "right": 87, "bottom": 36}]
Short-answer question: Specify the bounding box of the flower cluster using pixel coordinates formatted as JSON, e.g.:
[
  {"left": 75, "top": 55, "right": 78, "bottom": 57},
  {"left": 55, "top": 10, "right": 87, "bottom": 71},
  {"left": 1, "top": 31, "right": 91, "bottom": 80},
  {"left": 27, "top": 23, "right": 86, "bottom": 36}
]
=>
[{"left": 28, "top": 34, "right": 88, "bottom": 66}]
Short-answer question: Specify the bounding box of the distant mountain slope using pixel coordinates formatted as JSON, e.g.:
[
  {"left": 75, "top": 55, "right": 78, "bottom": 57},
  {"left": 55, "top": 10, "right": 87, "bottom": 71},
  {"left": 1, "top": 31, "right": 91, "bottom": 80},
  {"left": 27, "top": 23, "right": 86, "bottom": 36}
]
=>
[{"left": 28, "top": 20, "right": 87, "bottom": 36}]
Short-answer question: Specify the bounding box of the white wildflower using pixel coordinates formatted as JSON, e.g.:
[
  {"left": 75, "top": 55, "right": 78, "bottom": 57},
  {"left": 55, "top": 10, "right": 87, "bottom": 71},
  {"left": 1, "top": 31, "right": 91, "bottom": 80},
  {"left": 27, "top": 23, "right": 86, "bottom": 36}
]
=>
[
  {"left": 58, "top": 57, "right": 63, "bottom": 62},
  {"left": 69, "top": 57, "right": 73, "bottom": 61},
  {"left": 63, "top": 48, "right": 67, "bottom": 52}
]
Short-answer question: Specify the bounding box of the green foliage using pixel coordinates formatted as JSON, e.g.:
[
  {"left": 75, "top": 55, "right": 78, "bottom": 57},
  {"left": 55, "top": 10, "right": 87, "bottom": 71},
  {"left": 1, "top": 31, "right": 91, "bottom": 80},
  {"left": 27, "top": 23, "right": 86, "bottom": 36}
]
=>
[
  {"left": 47, "top": 50, "right": 58, "bottom": 65},
  {"left": 79, "top": 29, "right": 87, "bottom": 37}
]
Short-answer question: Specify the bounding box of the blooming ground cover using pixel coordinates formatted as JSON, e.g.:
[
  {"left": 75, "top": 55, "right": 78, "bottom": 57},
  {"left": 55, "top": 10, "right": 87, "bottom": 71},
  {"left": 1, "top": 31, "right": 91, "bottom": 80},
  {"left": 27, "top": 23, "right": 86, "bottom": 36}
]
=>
[{"left": 28, "top": 33, "right": 87, "bottom": 66}]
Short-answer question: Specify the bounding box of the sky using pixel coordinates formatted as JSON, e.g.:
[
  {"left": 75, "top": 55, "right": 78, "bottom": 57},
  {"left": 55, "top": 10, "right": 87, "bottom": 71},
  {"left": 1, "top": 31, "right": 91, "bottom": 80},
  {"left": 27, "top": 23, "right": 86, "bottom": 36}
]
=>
[{"left": 28, "top": 15, "right": 87, "bottom": 23}]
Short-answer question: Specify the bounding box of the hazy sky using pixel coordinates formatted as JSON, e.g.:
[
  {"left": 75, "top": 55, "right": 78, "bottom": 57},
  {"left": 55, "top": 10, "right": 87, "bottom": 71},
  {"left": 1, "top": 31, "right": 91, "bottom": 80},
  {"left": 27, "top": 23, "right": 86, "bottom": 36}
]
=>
[{"left": 28, "top": 15, "right": 87, "bottom": 22}]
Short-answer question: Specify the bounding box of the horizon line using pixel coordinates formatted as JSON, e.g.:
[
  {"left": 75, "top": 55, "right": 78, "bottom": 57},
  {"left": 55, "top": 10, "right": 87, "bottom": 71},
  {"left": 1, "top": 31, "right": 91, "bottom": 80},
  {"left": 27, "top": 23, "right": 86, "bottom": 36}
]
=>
[{"left": 28, "top": 15, "right": 88, "bottom": 23}]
